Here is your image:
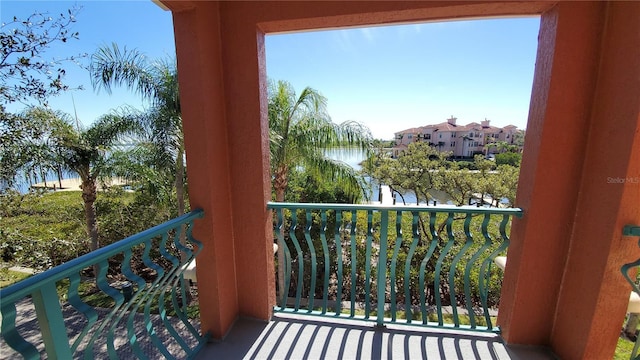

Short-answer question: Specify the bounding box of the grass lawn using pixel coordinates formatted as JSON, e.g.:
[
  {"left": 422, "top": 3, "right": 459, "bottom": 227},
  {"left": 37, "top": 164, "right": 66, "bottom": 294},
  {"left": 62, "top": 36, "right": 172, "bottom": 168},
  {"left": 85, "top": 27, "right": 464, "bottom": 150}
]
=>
[
  {"left": 615, "top": 337, "right": 636, "bottom": 360},
  {"left": 0, "top": 268, "right": 31, "bottom": 288},
  {"left": 1, "top": 191, "right": 85, "bottom": 241}
]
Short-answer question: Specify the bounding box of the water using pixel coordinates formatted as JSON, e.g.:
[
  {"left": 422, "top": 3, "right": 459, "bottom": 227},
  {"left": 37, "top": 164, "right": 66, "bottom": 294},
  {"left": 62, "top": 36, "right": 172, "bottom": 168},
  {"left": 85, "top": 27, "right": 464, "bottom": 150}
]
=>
[
  {"left": 325, "top": 149, "right": 454, "bottom": 205},
  {"left": 3, "top": 170, "right": 78, "bottom": 194}
]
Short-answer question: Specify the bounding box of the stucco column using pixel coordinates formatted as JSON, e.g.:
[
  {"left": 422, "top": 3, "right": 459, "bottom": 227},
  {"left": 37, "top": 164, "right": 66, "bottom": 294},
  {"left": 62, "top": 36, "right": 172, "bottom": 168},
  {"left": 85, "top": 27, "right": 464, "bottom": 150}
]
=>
[
  {"left": 218, "top": 3, "right": 276, "bottom": 320},
  {"left": 499, "top": 3, "right": 640, "bottom": 358},
  {"left": 169, "top": 1, "right": 240, "bottom": 338},
  {"left": 497, "top": 1, "right": 605, "bottom": 345},
  {"left": 549, "top": 2, "right": 640, "bottom": 358}
]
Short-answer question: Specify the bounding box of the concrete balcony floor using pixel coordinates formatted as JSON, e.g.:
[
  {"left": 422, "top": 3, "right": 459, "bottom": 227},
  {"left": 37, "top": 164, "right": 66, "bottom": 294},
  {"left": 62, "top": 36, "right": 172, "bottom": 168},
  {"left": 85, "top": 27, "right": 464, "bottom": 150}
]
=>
[{"left": 196, "top": 313, "right": 557, "bottom": 360}]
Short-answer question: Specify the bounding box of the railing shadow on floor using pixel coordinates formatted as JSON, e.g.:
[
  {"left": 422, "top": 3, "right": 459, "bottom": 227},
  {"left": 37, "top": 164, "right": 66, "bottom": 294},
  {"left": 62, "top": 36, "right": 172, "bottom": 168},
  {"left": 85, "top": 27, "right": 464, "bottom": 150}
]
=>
[{"left": 196, "top": 312, "right": 556, "bottom": 360}]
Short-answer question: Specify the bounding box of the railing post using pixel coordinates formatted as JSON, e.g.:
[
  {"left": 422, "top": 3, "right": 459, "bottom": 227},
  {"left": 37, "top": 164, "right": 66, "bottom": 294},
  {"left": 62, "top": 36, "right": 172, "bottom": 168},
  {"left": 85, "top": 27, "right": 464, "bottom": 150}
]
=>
[
  {"left": 623, "top": 225, "right": 640, "bottom": 237},
  {"left": 377, "top": 210, "right": 389, "bottom": 327},
  {"left": 31, "top": 282, "right": 72, "bottom": 359}
]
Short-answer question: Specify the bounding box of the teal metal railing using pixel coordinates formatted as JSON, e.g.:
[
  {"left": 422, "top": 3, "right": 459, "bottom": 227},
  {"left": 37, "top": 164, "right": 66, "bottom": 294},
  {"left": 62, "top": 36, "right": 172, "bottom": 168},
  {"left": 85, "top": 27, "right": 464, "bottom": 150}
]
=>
[
  {"left": 621, "top": 224, "right": 640, "bottom": 360},
  {"left": 0, "top": 209, "right": 209, "bottom": 359},
  {"left": 268, "top": 202, "right": 523, "bottom": 332}
]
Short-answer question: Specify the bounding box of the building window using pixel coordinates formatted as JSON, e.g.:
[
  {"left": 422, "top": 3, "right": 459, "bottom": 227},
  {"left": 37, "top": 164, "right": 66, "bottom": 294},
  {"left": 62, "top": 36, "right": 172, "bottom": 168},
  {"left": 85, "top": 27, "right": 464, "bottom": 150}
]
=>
[
  {"left": 408, "top": 134, "right": 413, "bottom": 139},
  {"left": 439, "top": 134, "right": 442, "bottom": 139},
  {"left": 425, "top": 133, "right": 431, "bottom": 140},
  {"left": 474, "top": 141, "right": 479, "bottom": 147},
  {"left": 452, "top": 132, "right": 456, "bottom": 138},
  {"left": 450, "top": 141, "right": 456, "bottom": 147}
]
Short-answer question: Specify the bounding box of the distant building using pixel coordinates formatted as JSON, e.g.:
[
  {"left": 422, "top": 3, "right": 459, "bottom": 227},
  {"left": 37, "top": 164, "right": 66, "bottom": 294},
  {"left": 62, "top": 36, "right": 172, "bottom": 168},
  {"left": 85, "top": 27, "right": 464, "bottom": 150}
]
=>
[{"left": 392, "top": 116, "right": 522, "bottom": 158}]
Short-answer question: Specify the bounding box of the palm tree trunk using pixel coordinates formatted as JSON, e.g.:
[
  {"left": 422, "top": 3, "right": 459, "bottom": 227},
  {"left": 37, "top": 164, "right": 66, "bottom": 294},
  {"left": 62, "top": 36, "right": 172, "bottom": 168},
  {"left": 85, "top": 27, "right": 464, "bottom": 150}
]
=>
[
  {"left": 82, "top": 177, "right": 99, "bottom": 252},
  {"left": 175, "top": 146, "right": 193, "bottom": 302},
  {"left": 176, "top": 147, "right": 186, "bottom": 255},
  {"left": 81, "top": 177, "right": 99, "bottom": 277},
  {"left": 57, "top": 166, "right": 63, "bottom": 189}
]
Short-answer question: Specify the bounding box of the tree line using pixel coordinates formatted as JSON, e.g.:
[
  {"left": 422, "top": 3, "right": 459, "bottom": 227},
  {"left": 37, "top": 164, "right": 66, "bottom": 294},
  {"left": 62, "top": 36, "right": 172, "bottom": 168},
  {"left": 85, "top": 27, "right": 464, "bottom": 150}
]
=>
[
  {"left": 1, "top": 7, "right": 373, "bottom": 274},
  {"left": 363, "top": 141, "right": 521, "bottom": 208}
]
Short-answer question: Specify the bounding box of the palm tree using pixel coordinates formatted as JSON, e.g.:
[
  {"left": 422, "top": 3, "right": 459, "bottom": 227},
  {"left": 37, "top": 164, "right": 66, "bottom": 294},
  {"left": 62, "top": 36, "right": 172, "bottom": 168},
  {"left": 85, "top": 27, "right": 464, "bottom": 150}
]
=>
[
  {"left": 23, "top": 107, "right": 137, "bottom": 253},
  {"left": 269, "top": 79, "right": 372, "bottom": 303},
  {"left": 269, "top": 80, "right": 371, "bottom": 202},
  {"left": 89, "top": 44, "right": 186, "bottom": 220}
]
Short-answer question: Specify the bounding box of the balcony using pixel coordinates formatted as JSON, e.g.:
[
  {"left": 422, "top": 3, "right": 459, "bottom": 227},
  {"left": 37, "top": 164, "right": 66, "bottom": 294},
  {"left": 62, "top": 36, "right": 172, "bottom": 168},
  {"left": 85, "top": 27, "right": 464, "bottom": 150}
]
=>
[
  {"left": 2, "top": 1, "right": 637, "bottom": 358},
  {"left": 1, "top": 204, "right": 560, "bottom": 359}
]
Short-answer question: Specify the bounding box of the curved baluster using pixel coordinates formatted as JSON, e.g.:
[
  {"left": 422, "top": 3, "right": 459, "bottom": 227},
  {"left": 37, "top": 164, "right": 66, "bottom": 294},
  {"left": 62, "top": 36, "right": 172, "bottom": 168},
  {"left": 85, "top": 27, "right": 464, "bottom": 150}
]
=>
[
  {"left": 477, "top": 213, "right": 512, "bottom": 330},
  {"left": 0, "top": 210, "right": 207, "bottom": 359},
  {"left": 144, "top": 232, "right": 185, "bottom": 358},
  {"left": 449, "top": 213, "right": 474, "bottom": 327},
  {"left": 289, "top": 208, "right": 304, "bottom": 311},
  {"left": 389, "top": 210, "right": 403, "bottom": 322},
  {"left": 171, "top": 220, "right": 206, "bottom": 343},
  {"left": 419, "top": 211, "right": 440, "bottom": 324},
  {"left": 320, "top": 209, "right": 331, "bottom": 314},
  {"left": 274, "top": 207, "right": 292, "bottom": 310},
  {"left": 463, "top": 213, "right": 493, "bottom": 329},
  {"left": 303, "top": 209, "right": 318, "bottom": 312},
  {"left": 434, "top": 213, "right": 455, "bottom": 326},
  {"left": 155, "top": 228, "right": 194, "bottom": 355},
  {"left": 125, "top": 237, "right": 171, "bottom": 359},
  {"left": 83, "top": 258, "right": 126, "bottom": 360},
  {"left": 621, "top": 238, "right": 640, "bottom": 296},
  {"left": 349, "top": 210, "right": 357, "bottom": 317},
  {"left": 67, "top": 272, "right": 99, "bottom": 353},
  {"left": 1, "top": 301, "right": 40, "bottom": 359},
  {"left": 334, "top": 210, "right": 343, "bottom": 316},
  {"left": 364, "top": 210, "right": 373, "bottom": 319},
  {"left": 404, "top": 211, "right": 420, "bottom": 323}
]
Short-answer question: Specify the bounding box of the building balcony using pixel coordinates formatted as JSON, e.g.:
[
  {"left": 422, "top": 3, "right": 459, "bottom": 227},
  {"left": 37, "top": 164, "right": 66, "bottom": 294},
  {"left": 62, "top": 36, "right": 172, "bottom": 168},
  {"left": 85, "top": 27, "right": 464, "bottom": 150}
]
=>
[
  {"left": 4, "top": 204, "right": 637, "bottom": 358},
  {"left": 1, "top": 203, "right": 562, "bottom": 358},
  {"left": 2, "top": 1, "right": 637, "bottom": 359}
]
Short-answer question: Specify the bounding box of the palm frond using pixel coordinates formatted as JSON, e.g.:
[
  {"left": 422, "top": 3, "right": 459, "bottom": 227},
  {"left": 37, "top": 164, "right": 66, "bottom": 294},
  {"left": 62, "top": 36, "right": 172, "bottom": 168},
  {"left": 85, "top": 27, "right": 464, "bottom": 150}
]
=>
[
  {"left": 303, "top": 155, "right": 367, "bottom": 202},
  {"left": 90, "top": 43, "right": 157, "bottom": 101},
  {"left": 268, "top": 79, "right": 373, "bottom": 203}
]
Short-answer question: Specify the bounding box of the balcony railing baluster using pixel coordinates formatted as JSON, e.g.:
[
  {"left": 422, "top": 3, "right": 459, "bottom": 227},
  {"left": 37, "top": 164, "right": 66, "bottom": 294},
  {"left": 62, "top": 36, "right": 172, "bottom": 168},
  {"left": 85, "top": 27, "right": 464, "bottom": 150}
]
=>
[
  {"left": 268, "top": 202, "right": 523, "bottom": 333},
  {"left": 0, "top": 209, "right": 208, "bottom": 359},
  {"left": 620, "top": 224, "right": 640, "bottom": 360}
]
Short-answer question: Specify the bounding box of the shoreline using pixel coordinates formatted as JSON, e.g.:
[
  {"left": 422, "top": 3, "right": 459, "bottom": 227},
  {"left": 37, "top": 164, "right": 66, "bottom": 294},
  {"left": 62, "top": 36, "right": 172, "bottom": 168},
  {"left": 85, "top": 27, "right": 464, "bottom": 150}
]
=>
[{"left": 30, "top": 177, "right": 129, "bottom": 192}]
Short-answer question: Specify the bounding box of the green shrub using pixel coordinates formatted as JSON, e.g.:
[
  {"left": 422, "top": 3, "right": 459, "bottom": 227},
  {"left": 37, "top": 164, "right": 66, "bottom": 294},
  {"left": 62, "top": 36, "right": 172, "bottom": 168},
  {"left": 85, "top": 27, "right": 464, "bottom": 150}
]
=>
[{"left": 495, "top": 152, "right": 522, "bottom": 167}]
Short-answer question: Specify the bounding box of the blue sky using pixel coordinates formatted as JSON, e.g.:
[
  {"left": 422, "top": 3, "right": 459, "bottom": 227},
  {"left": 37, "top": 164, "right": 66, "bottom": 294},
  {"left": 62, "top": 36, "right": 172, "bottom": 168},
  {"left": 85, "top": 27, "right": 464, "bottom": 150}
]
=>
[{"left": 3, "top": 1, "right": 540, "bottom": 140}]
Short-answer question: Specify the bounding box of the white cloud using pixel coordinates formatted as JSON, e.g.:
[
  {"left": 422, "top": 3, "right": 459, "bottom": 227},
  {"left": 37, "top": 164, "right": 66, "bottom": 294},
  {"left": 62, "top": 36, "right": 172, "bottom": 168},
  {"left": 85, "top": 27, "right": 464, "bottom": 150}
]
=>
[{"left": 360, "top": 28, "right": 375, "bottom": 44}]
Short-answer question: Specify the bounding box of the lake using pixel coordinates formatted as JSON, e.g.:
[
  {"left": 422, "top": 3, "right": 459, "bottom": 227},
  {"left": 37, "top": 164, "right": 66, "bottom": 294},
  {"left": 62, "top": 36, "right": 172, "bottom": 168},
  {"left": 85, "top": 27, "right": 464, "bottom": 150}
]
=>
[{"left": 325, "top": 149, "right": 454, "bottom": 205}]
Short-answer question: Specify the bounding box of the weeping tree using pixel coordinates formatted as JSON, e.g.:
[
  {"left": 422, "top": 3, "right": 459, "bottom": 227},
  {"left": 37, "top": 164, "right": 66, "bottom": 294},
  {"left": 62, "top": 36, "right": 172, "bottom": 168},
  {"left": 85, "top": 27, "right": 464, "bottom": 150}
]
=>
[{"left": 268, "top": 79, "right": 372, "bottom": 303}]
